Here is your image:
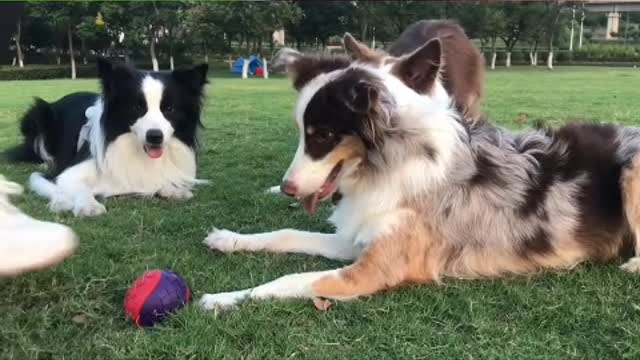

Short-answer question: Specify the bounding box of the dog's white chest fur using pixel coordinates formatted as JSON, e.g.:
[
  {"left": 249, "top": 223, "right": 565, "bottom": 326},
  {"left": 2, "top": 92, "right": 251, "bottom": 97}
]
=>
[{"left": 93, "top": 133, "right": 197, "bottom": 197}]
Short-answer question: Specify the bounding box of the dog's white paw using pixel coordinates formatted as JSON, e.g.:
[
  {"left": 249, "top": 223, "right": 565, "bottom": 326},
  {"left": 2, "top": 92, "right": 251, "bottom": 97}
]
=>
[
  {"left": 203, "top": 228, "right": 244, "bottom": 252},
  {"left": 200, "top": 291, "right": 248, "bottom": 311},
  {"left": 265, "top": 185, "right": 282, "bottom": 195},
  {"left": 49, "top": 197, "right": 74, "bottom": 213},
  {"left": 72, "top": 197, "right": 107, "bottom": 217},
  {"left": 159, "top": 187, "right": 194, "bottom": 200},
  {"left": 621, "top": 257, "right": 640, "bottom": 273}
]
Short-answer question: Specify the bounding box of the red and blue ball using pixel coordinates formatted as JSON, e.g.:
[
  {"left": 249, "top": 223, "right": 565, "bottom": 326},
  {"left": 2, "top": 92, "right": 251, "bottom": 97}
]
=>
[{"left": 124, "top": 269, "right": 190, "bottom": 327}]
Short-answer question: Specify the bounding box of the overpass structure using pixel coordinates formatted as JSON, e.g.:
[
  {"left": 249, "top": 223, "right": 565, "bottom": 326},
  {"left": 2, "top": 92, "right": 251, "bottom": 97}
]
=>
[{"left": 583, "top": 0, "right": 640, "bottom": 39}]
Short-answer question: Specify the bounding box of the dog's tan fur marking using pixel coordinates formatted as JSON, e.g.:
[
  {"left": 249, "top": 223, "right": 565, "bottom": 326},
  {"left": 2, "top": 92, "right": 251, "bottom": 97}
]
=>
[
  {"left": 623, "top": 154, "right": 640, "bottom": 255},
  {"left": 311, "top": 210, "right": 435, "bottom": 299},
  {"left": 326, "top": 135, "right": 367, "bottom": 167}
]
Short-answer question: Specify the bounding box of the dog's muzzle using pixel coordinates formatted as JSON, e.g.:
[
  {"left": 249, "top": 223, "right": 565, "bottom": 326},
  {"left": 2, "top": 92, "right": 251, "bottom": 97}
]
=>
[{"left": 144, "top": 129, "right": 164, "bottom": 159}]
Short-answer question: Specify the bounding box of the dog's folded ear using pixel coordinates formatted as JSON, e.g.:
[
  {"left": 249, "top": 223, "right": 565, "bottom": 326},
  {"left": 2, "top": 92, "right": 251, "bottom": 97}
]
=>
[
  {"left": 271, "top": 47, "right": 303, "bottom": 73},
  {"left": 343, "top": 33, "right": 383, "bottom": 63},
  {"left": 273, "top": 48, "right": 351, "bottom": 91},
  {"left": 391, "top": 38, "right": 442, "bottom": 94},
  {"left": 172, "top": 64, "right": 209, "bottom": 93}
]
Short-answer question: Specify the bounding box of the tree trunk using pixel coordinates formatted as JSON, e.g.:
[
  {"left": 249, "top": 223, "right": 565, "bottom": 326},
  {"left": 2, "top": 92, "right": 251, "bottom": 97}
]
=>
[
  {"left": 546, "top": 5, "right": 561, "bottom": 71},
  {"left": 530, "top": 41, "right": 539, "bottom": 66},
  {"left": 361, "top": 15, "right": 368, "bottom": 42},
  {"left": 263, "top": 57, "right": 268, "bottom": 79},
  {"left": 150, "top": 30, "right": 159, "bottom": 71},
  {"left": 547, "top": 35, "right": 554, "bottom": 70},
  {"left": 242, "top": 58, "right": 249, "bottom": 79},
  {"left": 505, "top": 51, "right": 511, "bottom": 67},
  {"left": 80, "top": 37, "right": 87, "bottom": 64},
  {"left": 269, "top": 33, "right": 275, "bottom": 53},
  {"left": 67, "top": 27, "right": 76, "bottom": 79},
  {"left": 16, "top": 18, "right": 24, "bottom": 68},
  {"left": 243, "top": 34, "right": 250, "bottom": 54},
  {"left": 579, "top": 12, "right": 584, "bottom": 49},
  {"left": 490, "top": 38, "right": 497, "bottom": 70},
  {"left": 169, "top": 30, "right": 175, "bottom": 70}
]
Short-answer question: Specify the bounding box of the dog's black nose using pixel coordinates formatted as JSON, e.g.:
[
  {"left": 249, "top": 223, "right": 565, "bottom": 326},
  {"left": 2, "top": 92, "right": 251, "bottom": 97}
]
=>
[
  {"left": 145, "top": 129, "right": 164, "bottom": 145},
  {"left": 280, "top": 180, "right": 298, "bottom": 197}
]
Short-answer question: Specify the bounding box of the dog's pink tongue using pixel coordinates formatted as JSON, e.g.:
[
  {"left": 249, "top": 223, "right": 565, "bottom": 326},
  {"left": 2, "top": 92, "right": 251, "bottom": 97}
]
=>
[
  {"left": 303, "top": 192, "right": 320, "bottom": 215},
  {"left": 147, "top": 148, "right": 163, "bottom": 159}
]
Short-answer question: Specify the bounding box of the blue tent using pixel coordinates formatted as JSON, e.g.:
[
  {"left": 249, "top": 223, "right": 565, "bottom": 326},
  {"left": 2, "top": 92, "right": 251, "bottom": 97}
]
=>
[{"left": 231, "top": 56, "right": 263, "bottom": 75}]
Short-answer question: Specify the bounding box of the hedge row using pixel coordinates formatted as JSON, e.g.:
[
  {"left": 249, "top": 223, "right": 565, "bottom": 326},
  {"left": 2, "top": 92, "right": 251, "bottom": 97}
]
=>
[
  {"left": 3, "top": 46, "right": 639, "bottom": 80},
  {"left": 0, "top": 65, "right": 97, "bottom": 80},
  {"left": 572, "top": 44, "right": 640, "bottom": 62},
  {"left": 0, "top": 60, "right": 224, "bottom": 81},
  {"left": 483, "top": 44, "right": 640, "bottom": 65}
]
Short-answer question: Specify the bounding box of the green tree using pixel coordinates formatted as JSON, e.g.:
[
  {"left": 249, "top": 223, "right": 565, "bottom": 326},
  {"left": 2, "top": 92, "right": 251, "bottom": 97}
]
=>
[
  {"left": 100, "top": 2, "right": 167, "bottom": 70},
  {"left": 467, "top": 3, "right": 505, "bottom": 70},
  {"left": 28, "top": 1, "right": 90, "bottom": 78},
  {"left": 540, "top": 0, "right": 569, "bottom": 69},
  {"left": 499, "top": 2, "right": 531, "bottom": 67},
  {"left": 287, "top": 1, "right": 352, "bottom": 49},
  {"left": 76, "top": 3, "right": 109, "bottom": 64},
  {"left": 521, "top": 2, "right": 549, "bottom": 66},
  {"left": 183, "top": 2, "right": 227, "bottom": 63},
  {"left": 99, "top": 2, "right": 145, "bottom": 62},
  {"left": 156, "top": 1, "right": 186, "bottom": 70}
]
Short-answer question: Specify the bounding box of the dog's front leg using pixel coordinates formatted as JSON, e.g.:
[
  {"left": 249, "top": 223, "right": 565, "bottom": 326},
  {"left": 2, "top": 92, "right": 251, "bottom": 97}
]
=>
[
  {"left": 157, "top": 186, "right": 193, "bottom": 200},
  {"left": 55, "top": 160, "right": 106, "bottom": 217},
  {"left": 201, "top": 213, "right": 437, "bottom": 311},
  {"left": 204, "top": 229, "right": 356, "bottom": 261}
]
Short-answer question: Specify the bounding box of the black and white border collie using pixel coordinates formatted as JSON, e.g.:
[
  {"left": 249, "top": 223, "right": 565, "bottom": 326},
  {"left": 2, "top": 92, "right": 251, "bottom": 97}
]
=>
[
  {"left": 7, "top": 59, "right": 208, "bottom": 216},
  {"left": 199, "top": 36, "right": 640, "bottom": 311}
]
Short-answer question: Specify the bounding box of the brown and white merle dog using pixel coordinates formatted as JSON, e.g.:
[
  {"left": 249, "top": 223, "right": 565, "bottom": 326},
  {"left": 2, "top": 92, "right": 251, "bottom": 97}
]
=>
[
  {"left": 344, "top": 19, "right": 484, "bottom": 120},
  {"left": 266, "top": 19, "right": 484, "bottom": 198},
  {"left": 199, "top": 30, "right": 640, "bottom": 311}
]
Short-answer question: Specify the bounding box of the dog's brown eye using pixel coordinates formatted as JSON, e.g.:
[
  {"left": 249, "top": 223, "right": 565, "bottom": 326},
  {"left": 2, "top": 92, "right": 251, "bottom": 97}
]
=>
[{"left": 316, "top": 130, "right": 335, "bottom": 143}]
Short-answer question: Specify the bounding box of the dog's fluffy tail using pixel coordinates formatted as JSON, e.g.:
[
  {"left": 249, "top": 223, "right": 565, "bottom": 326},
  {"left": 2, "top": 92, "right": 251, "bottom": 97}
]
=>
[
  {"left": 28, "top": 172, "right": 57, "bottom": 200},
  {"left": 5, "top": 98, "right": 54, "bottom": 163}
]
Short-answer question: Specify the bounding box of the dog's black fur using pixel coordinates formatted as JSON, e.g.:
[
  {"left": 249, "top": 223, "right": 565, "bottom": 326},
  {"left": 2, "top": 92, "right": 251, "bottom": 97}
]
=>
[{"left": 6, "top": 92, "right": 99, "bottom": 174}]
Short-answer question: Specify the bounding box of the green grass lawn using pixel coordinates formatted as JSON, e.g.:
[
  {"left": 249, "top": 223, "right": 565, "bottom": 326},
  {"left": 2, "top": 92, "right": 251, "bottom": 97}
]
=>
[{"left": 1, "top": 66, "right": 640, "bottom": 359}]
